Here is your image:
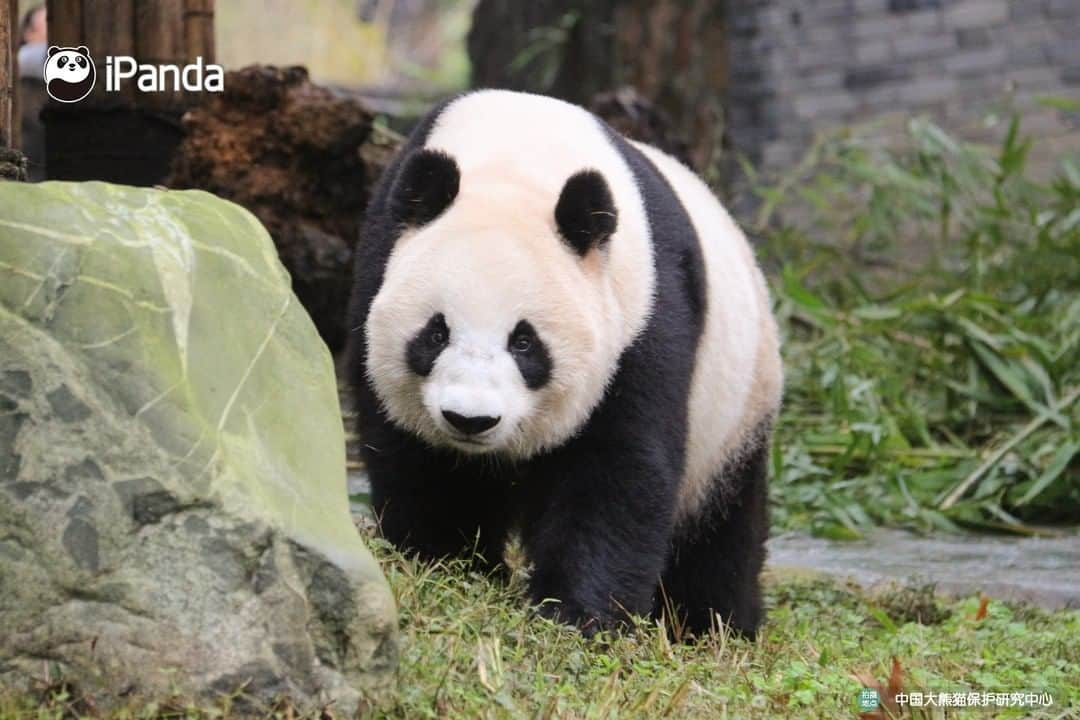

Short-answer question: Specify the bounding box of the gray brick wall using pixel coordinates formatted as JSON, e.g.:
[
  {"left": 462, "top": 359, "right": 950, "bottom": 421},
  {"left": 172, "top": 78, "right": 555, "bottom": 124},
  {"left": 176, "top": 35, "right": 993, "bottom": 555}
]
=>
[{"left": 727, "top": 0, "right": 1080, "bottom": 178}]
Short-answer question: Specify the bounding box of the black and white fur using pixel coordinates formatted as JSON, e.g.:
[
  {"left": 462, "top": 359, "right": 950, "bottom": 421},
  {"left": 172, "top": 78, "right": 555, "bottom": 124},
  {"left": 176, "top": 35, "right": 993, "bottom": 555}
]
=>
[{"left": 347, "top": 90, "right": 782, "bottom": 638}]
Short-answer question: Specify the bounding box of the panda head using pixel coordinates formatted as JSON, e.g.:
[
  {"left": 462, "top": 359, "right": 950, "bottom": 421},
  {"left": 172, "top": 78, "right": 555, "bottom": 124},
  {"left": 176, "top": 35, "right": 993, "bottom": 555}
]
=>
[
  {"left": 43, "top": 46, "right": 96, "bottom": 103},
  {"left": 366, "top": 148, "right": 622, "bottom": 458}
]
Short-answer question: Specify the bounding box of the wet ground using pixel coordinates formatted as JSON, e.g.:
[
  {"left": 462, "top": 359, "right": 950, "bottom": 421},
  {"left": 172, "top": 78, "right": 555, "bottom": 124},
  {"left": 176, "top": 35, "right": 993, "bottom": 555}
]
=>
[{"left": 768, "top": 529, "right": 1080, "bottom": 610}]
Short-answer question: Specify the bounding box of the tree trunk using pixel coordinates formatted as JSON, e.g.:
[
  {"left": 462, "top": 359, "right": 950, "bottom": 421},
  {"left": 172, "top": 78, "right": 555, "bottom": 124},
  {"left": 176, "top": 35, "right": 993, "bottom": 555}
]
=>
[
  {"left": 612, "top": 0, "right": 729, "bottom": 181},
  {"left": 467, "top": 0, "right": 730, "bottom": 187},
  {"left": 467, "top": 0, "right": 618, "bottom": 107}
]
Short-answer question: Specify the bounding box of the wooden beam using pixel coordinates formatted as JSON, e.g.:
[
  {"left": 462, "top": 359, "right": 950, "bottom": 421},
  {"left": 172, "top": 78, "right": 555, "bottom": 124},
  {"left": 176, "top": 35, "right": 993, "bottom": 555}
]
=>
[{"left": 0, "top": 0, "right": 16, "bottom": 148}]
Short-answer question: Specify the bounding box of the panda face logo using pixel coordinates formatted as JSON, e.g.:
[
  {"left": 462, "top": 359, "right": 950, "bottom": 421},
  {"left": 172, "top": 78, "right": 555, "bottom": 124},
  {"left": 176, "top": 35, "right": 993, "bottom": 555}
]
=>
[{"left": 44, "top": 45, "right": 96, "bottom": 103}]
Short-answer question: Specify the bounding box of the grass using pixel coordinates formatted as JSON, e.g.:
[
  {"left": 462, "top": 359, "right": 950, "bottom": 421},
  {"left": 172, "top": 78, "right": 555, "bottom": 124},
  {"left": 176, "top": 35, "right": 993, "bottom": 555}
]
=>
[
  {"left": 5, "top": 536, "right": 1078, "bottom": 719},
  {"left": 752, "top": 106, "right": 1080, "bottom": 538},
  {"left": 366, "top": 539, "right": 1079, "bottom": 719}
]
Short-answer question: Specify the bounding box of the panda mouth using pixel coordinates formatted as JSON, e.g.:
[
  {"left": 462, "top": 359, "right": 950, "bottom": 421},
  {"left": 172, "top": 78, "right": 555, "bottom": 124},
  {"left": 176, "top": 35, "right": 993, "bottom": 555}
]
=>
[{"left": 448, "top": 433, "right": 488, "bottom": 446}]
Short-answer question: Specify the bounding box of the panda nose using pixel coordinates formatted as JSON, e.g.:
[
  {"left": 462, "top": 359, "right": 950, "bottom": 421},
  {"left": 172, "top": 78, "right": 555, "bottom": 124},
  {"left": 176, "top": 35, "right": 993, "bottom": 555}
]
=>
[{"left": 442, "top": 410, "right": 500, "bottom": 435}]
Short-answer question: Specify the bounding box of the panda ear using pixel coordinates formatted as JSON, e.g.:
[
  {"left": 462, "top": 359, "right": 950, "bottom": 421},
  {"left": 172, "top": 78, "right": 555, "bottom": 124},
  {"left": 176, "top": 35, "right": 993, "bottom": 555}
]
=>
[
  {"left": 389, "top": 148, "right": 460, "bottom": 227},
  {"left": 555, "top": 170, "right": 618, "bottom": 256},
  {"left": 76, "top": 46, "right": 90, "bottom": 56},
  {"left": 48, "top": 45, "right": 61, "bottom": 57}
]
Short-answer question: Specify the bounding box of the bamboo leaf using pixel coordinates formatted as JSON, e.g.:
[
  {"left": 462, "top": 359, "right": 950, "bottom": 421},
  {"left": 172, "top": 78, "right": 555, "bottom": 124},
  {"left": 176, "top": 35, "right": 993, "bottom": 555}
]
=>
[{"left": 1016, "top": 441, "right": 1079, "bottom": 506}]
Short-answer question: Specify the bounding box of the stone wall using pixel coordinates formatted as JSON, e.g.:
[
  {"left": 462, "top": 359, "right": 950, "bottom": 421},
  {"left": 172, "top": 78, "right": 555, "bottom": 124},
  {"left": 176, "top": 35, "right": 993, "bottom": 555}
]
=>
[{"left": 727, "top": 0, "right": 1080, "bottom": 176}]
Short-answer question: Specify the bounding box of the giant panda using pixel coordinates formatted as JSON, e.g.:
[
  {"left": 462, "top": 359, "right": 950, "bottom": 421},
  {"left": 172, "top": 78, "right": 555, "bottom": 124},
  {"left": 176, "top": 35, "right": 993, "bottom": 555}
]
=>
[{"left": 346, "top": 90, "right": 782, "bottom": 638}]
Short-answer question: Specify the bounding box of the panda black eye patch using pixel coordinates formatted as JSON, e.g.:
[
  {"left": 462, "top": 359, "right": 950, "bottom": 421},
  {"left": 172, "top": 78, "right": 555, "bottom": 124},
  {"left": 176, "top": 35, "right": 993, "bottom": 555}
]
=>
[
  {"left": 406, "top": 313, "right": 450, "bottom": 376},
  {"left": 508, "top": 320, "right": 552, "bottom": 390}
]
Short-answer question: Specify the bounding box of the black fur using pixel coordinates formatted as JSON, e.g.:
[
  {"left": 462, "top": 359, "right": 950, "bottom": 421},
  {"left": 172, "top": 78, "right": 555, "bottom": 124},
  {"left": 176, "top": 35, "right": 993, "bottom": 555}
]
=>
[
  {"left": 555, "top": 170, "right": 618, "bottom": 256},
  {"left": 405, "top": 313, "right": 450, "bottom": 376},
  {"left": 658, "top": 426, "right": 771, "bottom": 638},
  {"left": 389, "top": 149, "right": 460, "bottom": 227},
  {"left": 508, "top": 320, "right": 552, "bottom": 390},
  {"left": 345, "top": 92, "right": 769, "bottom": 638}
]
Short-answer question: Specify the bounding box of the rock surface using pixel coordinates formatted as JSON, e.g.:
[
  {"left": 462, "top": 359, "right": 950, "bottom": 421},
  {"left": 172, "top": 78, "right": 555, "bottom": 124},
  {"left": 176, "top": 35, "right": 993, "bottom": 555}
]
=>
[{"left": 0, "top": 182, "right": 397, "bottom": 713}]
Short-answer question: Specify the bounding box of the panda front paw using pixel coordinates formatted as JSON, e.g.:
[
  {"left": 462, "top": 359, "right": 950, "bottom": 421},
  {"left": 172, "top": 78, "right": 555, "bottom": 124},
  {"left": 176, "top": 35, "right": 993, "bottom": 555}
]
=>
[{"left": 533, "top": 596, "right": 607, "bottom": 637}]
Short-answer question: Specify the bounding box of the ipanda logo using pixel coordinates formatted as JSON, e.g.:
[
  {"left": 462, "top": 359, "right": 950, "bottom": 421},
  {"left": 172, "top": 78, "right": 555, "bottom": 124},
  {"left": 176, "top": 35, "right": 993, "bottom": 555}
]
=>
[
  {"left": 44, "top": 45, "right": 95, "bottom": 103},
  {"left": 44, "top": 45, "right": 224, "bottom": 103}
]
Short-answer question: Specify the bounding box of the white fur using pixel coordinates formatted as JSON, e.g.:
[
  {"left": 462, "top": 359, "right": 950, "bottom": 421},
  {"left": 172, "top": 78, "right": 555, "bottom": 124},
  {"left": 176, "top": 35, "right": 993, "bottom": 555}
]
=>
[
  {"left": 367, "top": 91, "right": 655, "bottom": 458},
  {"left": 633, "top": 142, "right": 783, "bottom": 524}
]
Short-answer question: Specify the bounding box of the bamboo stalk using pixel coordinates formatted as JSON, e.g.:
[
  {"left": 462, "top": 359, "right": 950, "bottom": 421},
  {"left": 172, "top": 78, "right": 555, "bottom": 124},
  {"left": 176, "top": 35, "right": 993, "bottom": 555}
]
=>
[
  {"left": 939, "top": 387, "right": 1079, "bottom": 510},
  {"left": 805, "top": 444, "right": 974, "bottom": 460}
]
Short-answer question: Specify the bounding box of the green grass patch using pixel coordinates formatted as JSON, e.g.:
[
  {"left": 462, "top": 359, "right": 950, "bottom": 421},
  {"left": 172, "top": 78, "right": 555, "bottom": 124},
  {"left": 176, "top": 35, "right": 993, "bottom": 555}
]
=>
[
  {"left": 372, "top": 541, "right": 1079, "bottom": 718},
  {"left": 5, "top": 540, "right": 1077, "bottom": 719}
]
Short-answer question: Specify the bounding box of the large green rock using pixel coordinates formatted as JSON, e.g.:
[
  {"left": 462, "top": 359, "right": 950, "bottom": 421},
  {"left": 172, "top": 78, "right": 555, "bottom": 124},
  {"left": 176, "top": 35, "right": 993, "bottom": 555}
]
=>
[{"left": 0, "top": 182, "right": 397, "bottom": 712}]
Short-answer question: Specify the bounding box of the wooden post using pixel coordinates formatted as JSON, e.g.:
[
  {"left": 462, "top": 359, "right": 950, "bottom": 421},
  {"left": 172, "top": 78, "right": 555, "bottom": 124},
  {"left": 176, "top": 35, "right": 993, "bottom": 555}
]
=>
[
  {"left": 184, "top": 0, "right": 214, "bottom": 64},
  {"left": 42, "top": 0, "right": 215, "bottom": 184},
  {"left": 134, "top": 0, "right": 184, "bottom": 111},
  {"left": 46, "top": 0, "right": 82, "bottom": 47},
  {"left": 1, "top": 0, "right": 17, "bottom": 149},
  {"left": 82, "top": 0, "right": 134, "bottom": 104}
]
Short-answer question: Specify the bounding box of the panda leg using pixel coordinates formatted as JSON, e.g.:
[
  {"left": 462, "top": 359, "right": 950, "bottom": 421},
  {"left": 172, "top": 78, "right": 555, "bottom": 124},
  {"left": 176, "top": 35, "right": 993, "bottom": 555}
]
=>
[
  {"left": 370, "top": 453, "right": 512, "bottom": 573},
  {"left": 658, "top": 440, "right": 769, "bottom": 639},
  {"left": 520, "top": 443, "right": 677, "bottom": 634}
]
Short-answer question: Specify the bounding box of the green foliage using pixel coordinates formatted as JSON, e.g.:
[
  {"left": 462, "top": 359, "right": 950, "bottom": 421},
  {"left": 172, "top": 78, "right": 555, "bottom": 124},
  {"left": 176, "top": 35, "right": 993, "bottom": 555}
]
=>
[{"left": 756, "top": 113, "right": 1080, "bottom": 536}]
